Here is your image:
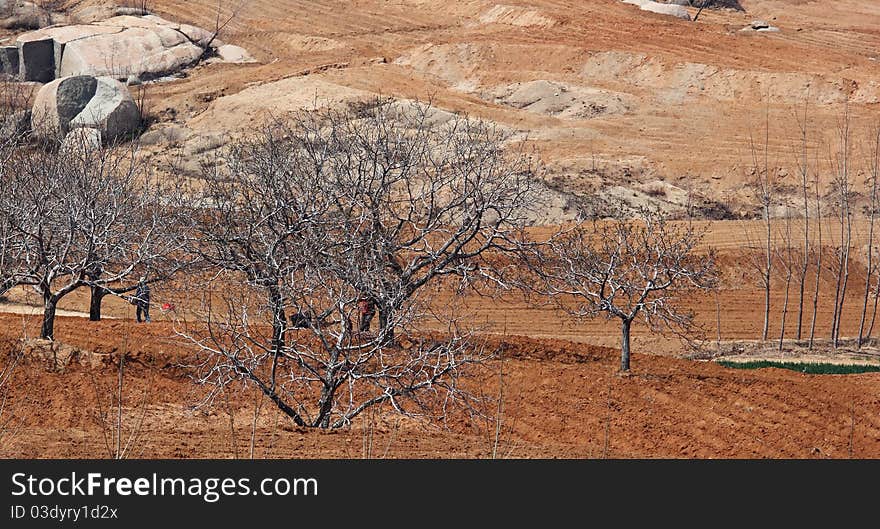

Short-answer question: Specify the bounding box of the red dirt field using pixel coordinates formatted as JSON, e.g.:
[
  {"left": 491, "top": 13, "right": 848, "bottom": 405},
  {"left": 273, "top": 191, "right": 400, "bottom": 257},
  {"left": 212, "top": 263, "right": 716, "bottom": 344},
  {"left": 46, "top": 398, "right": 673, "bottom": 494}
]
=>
[{"left": 1, "top": 315, "right": 878, "bottom": 459}]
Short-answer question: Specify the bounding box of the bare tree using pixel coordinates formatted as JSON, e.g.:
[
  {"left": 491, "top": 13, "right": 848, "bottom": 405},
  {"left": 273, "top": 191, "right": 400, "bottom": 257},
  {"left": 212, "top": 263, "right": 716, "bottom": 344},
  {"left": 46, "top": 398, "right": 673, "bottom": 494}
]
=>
[
  {"left": 777, "top": 215, "right": 795, "bottom": 352},
  {"left": 858, "top": 123, "right": 880, "bottom": 347},
  {"left": 82, "top": 170, "right": 194, "bottom": 322},
  {"left": 749, "top": 112, "right": 775, "bottom": 342},
  {"left": 0, "top": 137, "right": 104, "bottom": 338},
  {"left": 201, "top": 0, "right": 246, "bottom": 57},
  {"left": 829, "top": 107, "right": 854, "bottom": 348},
  {"left": 808, "top": 170, "right": 823, "bottom": 349},
  {"left": 793, "top": 97, "right": 812, "bottom": 341},
  {"left": 531, "top": 209, "right": 717, "bottom": 372},
  {"left": 182, "top": 100, "right": 539, "bottom": 428},
  {"left": 0, "top": 135, "right": 188, "bottom": 338},
  {"left": 868, "top": 128, "right": 880, "bottom": 341}
]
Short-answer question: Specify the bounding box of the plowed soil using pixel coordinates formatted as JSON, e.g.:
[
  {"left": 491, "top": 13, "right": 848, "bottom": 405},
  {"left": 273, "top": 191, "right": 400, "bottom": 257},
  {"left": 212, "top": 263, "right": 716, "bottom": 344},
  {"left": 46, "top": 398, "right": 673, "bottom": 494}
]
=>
[{"left": 2, "top": 277, "right": 880, "bottom": 459}]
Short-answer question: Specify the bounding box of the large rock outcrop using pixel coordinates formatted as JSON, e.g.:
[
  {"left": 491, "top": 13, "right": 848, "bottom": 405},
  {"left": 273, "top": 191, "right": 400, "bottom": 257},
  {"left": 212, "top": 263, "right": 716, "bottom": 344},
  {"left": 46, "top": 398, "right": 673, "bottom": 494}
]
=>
[
  {"left": 9, "top": 14, "right": 255, "bottom": 83},
  {"left": 0, "top": 45, "right": 17, "bottom": 77},
  {"left": 31, "top": 75, "right": 139, "bottom": 142},
  {"left": 16, "top": 32, "right": 54, "bottom": 81},
  {"left": 58, "top": 25, "right": 202, "bottom": 79},
  {"left": 17, "top": 25, "right": 123, "bottom": 78}
]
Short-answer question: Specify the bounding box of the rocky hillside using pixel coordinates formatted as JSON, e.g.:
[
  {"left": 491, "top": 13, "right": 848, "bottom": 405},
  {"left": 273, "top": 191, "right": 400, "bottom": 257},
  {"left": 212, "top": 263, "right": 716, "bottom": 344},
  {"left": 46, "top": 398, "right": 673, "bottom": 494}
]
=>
[{"left": 3, "top": 0, "right": 880, "bottom": 221}]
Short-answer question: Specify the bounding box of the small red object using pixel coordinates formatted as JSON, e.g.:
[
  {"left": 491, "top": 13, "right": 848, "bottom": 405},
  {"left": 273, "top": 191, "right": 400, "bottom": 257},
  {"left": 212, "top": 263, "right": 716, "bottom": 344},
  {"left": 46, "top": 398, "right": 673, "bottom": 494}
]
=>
[{"left": 161, "top": 303, "right": 175, "bottom": 311}]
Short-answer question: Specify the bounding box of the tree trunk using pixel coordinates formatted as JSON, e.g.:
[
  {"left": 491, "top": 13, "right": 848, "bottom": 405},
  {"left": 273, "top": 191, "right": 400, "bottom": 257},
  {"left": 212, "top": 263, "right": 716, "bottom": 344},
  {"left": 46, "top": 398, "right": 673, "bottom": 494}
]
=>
[
  {"left": 797, "top": 206, "right": 809, "bottom": 340},
  {"left": 316, "top": 384, "right": 335, "bottom": 428},
  {"left": 858, "top": 207, "right": 875, "bottom": 348},
  {"left": 868, "top": 273, "right": 880, "bottom": 341},
  {"left": 796, "top": 101, "right": 810, "bottom": 341},
  {"left": 41, "top": 297, "right": 57, "bottom": 340},
  {"left": 835, "top": 212, "right": 852, "bottom": 348},
  {"left": 89, "top": 286, "right": 107, "bottom": 321},
  {"left": 809, "top": 190, "right": 822, "bottom": 349},
  {"left": 762, "top": 207, "right": 772, "bottom": 342},
  {"left": 832, "top": 111, "right": 851, "bottom": 348},
  {"left": 830, "top": 215, "right": 845, "bottom": 346},
  {"left": 378, "top": 306, "right": 394, "bottom": 345},
  {"left": 268, "top": 286, "right": 286, "bottom": 355},
  {"left": 620, "top": 319, "right": 632, "bottom": 372},
  {"left": 779, "top": 265, "right": 792, "bottom": 353}
]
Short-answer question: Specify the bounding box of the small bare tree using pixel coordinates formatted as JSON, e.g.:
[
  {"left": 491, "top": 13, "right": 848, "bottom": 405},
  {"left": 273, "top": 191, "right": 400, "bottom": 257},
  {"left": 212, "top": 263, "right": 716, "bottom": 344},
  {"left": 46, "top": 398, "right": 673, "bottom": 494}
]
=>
[
  {"left": 201, "top": 0, "right": 246, "bottom": 57},
  {"left": 748, "top": 102, "right": 775, "bottom": 342},
  {"left": 829, "top": 107, "right": 854, "bottom": 348},
  {"left": 0, "top": 135, "right": 189, "bottom": 338},
  {"left": 808, "top": 171, "right": 823, "bottom": 349},
  {"left": 531, "top": 209, "right": 717, "bottom": 372},
  {"left": 182, "top": 100, "right": 539, "bottom": 428},
  {"left": 793, "top": 97, "right": 813, "bottom": 341},
  {"left": 777, "top": 215, "right": 795, "bottom": 352},
  {"left": 90, "top": 347, "right": 150, "bottom": 459},
  {"left": 858, "top": 123, "right": 880, "bottom": 347}
]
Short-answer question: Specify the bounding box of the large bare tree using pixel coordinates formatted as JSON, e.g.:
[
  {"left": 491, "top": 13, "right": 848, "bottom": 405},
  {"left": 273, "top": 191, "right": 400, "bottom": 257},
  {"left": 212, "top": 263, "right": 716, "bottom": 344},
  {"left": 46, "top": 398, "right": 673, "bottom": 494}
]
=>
[
  {"left": 531, "top": 209, "right": 717, "bottom": 372},
  {"left": 183, "top": 100, "right": 539, "bottom": 428}
]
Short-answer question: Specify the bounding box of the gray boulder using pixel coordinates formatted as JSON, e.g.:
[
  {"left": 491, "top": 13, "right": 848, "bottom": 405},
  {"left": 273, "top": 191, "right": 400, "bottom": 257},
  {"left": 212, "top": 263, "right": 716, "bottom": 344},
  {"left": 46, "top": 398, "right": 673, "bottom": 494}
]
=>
[
  {"left": 139, "top": 123, "right": 192, "bottom": 146},
  {"left": 0, "top": 45, "right": 17, "bottom": 77},
  {"left": 69, "top": 76, "right": 140, "bottom": 142},
  {"left": 639, "top": 1, "right": 691, "bottom": 19},
  {"left": 215, "top": 44, "right": 256, "bottom": 63},
  {"left": 18, "top": 25, "right": 123, "bottom": 78},
  {"left": 31, "top": 75, "right": 98, "bottom": 138},
  {"left": 58, "top": 26, "right": 202, "bottom": 79},
  {"left": 16, "top": 34, "right": 54, "bottom": 82},
  {"left": 0, "top": 109, "right": 31, "bottom": 141}
]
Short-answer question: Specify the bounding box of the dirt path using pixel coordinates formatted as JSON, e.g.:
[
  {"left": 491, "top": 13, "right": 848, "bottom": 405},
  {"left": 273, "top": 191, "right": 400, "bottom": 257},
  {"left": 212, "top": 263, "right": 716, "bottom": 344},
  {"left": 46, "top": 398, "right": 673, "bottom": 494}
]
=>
[{"left": 0, "top": 302, "right": 96, "bottom": 319}]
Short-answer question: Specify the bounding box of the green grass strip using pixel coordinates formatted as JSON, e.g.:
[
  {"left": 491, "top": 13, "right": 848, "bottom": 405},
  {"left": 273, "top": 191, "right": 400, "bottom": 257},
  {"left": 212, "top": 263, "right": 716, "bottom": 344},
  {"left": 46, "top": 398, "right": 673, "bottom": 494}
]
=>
[{"left": 716, "top": 360, "right": 880, "bottom": 375}]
